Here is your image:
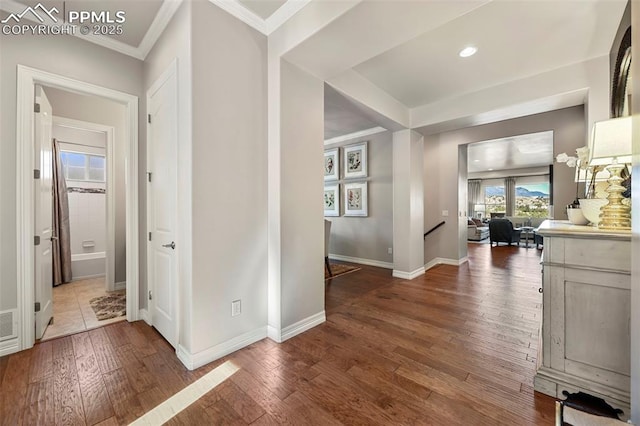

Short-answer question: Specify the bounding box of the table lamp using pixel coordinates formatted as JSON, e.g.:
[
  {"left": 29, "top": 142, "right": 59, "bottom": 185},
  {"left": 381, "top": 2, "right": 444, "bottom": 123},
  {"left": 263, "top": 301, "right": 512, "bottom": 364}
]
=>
[
  {"left": 588, "top": 116, "right": 632, "bottom": 230},
  {"left": 474, "top": 204, "right": 485, "bottom": 219}
]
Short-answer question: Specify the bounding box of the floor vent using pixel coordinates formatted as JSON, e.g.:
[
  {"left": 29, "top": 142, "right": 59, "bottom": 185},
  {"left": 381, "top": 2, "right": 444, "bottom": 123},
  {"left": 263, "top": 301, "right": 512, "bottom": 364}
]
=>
[{"left": 0, "top": 310, "right": 17, "bottom": 341}]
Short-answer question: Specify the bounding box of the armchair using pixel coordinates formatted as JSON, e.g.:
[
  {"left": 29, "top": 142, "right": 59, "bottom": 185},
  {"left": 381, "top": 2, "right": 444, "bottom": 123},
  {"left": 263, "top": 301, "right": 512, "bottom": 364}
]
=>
[{"left": 489, "top": 219, "right": 522, "bottom": 246}]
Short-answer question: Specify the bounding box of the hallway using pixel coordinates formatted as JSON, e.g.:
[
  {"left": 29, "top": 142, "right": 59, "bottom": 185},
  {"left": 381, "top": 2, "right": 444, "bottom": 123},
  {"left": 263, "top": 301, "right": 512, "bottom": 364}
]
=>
[{"left": 0, "top": 244, "right": 553, "bottom": 425}]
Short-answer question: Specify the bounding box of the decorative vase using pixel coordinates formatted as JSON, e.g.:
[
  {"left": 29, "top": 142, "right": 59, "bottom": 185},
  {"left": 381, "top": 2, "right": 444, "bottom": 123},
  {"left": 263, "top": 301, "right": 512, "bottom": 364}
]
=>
[{"left": 566, "top": 206, "right": 589, "bottom": 225}]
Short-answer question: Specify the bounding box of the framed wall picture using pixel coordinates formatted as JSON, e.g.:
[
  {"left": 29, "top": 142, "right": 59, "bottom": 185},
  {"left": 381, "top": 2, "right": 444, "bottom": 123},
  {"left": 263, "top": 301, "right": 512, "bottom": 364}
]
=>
[
  {"left": 343, "top": 142, "right": 367, "bottom": 179},
  {"left": 344, "top": 182, "right": 367, "bottom": 216},
  {"left": 324, "top": 184, "right": 340, "bottom": 217},
  {"left": 324, "top": 148, "right": 339, "bottom": 181}
]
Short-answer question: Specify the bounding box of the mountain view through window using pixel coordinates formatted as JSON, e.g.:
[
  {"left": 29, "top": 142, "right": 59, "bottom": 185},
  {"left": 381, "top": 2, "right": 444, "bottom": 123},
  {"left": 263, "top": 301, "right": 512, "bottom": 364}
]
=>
[{"left": 484, "top": 183, "right": 549, "bottom": 218}]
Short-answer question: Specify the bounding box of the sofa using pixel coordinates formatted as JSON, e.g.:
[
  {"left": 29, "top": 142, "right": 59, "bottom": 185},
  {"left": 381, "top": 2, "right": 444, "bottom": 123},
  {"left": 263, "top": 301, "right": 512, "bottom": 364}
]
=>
[{"left": 467, "top": 218, "right": 490, "bottom": 241}]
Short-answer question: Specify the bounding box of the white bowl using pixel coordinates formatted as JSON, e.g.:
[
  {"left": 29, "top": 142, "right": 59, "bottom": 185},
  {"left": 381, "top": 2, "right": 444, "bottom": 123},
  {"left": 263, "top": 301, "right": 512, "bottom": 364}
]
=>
[
  {"left": 566, "top": 207, "right": 589, "bottom": 225},
  {"left": 579, "top": 198, "right": 608, "bottom": 225}
]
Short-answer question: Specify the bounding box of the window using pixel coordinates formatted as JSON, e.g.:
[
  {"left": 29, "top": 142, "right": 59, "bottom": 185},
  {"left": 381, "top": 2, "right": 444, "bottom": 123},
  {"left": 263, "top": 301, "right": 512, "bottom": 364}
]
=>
[
  {"left": 484, "top": 184, "right": 505, "bottom": 214},
  {"left": 515, "top": 181, "right": 550, "bottom": 218},
  {"left": 60, "top": 150, "right": 105, "bottom": 182}
]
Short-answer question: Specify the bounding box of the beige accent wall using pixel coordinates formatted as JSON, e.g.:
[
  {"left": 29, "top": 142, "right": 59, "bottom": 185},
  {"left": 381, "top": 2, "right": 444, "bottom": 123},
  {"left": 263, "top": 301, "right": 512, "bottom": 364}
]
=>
[
  {"left": 423, "top": 105, "right": 585, "bottom": 264},
  {"left": 325, "top": 131, "right": 393, "bottom": 264},
  {"left": 189, "top": 1, "right": 268, "bottom": 354},
  {"left": 280, "top": 60, "right": 325, "bottom": 328},
  {"left": 45, "top": 88, "right": 127, "bottom": 284},
  {"left": 0, "top": 13, "right": 143, "bottom": 312}
]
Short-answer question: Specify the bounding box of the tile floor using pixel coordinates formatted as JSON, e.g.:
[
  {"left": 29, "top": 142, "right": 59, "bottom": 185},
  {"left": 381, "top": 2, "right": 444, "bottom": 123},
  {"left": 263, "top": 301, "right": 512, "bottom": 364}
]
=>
[{"left": 40, "top": 277, "right": 126, "bottom": 341}]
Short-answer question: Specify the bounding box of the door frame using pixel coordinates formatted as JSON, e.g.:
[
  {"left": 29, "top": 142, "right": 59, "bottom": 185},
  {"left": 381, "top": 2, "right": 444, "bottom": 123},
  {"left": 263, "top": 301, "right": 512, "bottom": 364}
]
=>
[
  {"left": 16, "top": 65, "right": 139, "bottom": 350},
  {"left": 146, "top": 59, "right": 180, "bottom": 345},
  {"left": 52, "top": 116, "right": 116, "bottom": 291}
]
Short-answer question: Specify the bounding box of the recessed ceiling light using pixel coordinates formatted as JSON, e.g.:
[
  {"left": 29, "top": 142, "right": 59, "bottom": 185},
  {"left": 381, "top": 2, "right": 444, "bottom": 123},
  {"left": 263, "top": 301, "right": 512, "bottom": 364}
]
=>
[{"left": 459, "top": 46, "right": 477, "bottom": 58}]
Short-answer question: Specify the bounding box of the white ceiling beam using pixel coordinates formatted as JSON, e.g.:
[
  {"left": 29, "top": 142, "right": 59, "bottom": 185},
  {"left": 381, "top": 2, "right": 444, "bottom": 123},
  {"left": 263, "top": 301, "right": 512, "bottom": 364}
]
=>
[
  {"left": 410, "top": 57, "right": 609, "bottom": 135},
  {"left": 327, "top": 69, "right": 410, "bottom": 130},
  {"left": 324, "top": 126, "right": 387, "bottom": 146},
  {"left": 269, "top": 0, "right": 362, "bottom": 57},
  {"left": 264, "top": 0, "right": 313, "bottom": 35}
]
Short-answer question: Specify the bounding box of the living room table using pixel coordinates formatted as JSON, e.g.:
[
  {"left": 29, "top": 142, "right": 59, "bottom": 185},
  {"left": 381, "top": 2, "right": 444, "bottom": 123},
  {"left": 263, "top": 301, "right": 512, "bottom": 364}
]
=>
[{"left": 519, "top": 226, "right": 535, "bottom": 248}]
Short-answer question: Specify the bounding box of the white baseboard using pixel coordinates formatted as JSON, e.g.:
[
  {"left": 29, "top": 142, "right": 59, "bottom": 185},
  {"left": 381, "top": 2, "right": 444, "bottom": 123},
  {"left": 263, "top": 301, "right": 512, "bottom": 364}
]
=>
[
  {"left": 329, "top": 253, "right": 393, "bottom": 269},
  {"left": 0, "top": 338, "right": 20, "bottom": 357},
  {"left": 281, "top": 311, "right": 325, "bottom": 342},
  {"left": 267, "top": 325, "right": 281, "bottom": 342},
  {"left": 138, "top": 308, "right": 151, "bottom": 325},
  {"left": 177, "top": 326, "right": 268, "bottom": 371},
  {"left": 267, "top": 311, "right": 326, "bottom": 343},
  {"left": 115, "top": 281, "right": 126, "bottom": 291},
  {"left": 72, "top": 273, "right": 106, "bottom": 281},
  {"left": 424, "top": 256, "right": 469, "bottom": 271},
  {"left": 392, "top": 267, "right": 426, "bottom": 280}
]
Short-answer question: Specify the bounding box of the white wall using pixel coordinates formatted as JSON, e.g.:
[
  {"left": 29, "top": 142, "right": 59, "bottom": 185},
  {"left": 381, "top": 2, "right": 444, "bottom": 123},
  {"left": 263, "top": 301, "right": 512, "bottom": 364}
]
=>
[
  {"left": 47, "top": 89, "right": 126, "bottom": 283},
  {"left": 0, "top": 12, "right": 143, "bottom": 314},
  {"left": 325, "top": 131, "right": 393, "bottom": 265},
  {"left": 392, "top": 129, "right": 425, "bottom": 278},
  {"left": 280, "top": 60, "right": 325, "bottom": 329},
  {"left": 423, "top": 106, "right": 585, "bottom": 264},
  {"left": 189, "top": 0, "right": 268, "bottom": 356},
  {"left": 143, "top": 0, "right": 193, "bottom": 347}
]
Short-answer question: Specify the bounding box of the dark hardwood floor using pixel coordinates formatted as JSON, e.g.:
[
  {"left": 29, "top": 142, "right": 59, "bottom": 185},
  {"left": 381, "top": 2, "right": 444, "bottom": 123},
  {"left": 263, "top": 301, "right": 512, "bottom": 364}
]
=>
[{"left": 0, "top": 243, "right": 555, "bottom": 425}]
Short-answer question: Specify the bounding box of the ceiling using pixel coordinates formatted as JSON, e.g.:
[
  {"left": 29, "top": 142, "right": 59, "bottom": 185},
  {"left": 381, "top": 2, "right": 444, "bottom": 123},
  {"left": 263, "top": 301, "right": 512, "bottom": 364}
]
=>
[
  {"left": 13, "top": 0, "right": 163, "bottom": 46},
  {"left": 352, "top": 0, "right": 625, "bottom": 108},
  {"left": 3, "top": 0, "right": 626, "bottom": 141},
  {"left": 467, "top": 131, "right": 554, "bottom": 173}
]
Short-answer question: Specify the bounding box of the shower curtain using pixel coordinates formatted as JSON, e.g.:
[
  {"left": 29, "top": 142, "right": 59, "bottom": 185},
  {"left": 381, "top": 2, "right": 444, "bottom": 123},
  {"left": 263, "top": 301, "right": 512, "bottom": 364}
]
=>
[{"left": 52, "top": 139, "right": 72, "bottom": 286}]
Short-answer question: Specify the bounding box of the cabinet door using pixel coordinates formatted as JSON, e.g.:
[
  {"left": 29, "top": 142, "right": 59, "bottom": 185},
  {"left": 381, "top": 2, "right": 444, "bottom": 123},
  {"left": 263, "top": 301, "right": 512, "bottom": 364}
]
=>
[{"left": 556, "top": 267, "right": 630, "bottom": 390}]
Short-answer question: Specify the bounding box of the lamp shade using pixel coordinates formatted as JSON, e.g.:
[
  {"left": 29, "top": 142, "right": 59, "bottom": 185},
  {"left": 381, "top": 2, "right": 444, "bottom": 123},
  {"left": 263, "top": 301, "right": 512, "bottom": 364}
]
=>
[{"left": 588, "top": 116, "right": 632, "bottom": 166}]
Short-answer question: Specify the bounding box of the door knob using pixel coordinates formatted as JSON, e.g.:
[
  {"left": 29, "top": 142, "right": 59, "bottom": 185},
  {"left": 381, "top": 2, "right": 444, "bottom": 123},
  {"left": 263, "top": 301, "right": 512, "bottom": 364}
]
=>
[{"left": 162, "top": 241, "right": 175, "bottom": 250}]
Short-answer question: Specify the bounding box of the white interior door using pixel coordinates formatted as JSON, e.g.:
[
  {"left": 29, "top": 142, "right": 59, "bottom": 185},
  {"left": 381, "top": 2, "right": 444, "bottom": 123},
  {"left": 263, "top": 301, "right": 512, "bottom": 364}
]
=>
[
  {"left": 147, "top": 65, "right": 178, "bottom": 348},
  {"left": 34, "top": 85, "right": 54, "bottom": 339}
]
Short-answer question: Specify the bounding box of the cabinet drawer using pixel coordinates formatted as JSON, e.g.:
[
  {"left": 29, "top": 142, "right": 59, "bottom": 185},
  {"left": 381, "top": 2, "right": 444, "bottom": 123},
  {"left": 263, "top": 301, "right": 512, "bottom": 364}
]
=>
[{"left": 563, "top": 238, "right": 630, "bottom": 272}]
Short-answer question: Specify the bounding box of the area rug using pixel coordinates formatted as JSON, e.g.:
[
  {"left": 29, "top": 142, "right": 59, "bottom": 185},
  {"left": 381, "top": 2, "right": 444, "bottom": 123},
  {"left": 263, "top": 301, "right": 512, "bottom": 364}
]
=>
[
  {"left": 89, "top": 293, "right": 126, "bottom": 321},
  {"left": 325, "top": 264, "right": 361, "bottom": 280}
]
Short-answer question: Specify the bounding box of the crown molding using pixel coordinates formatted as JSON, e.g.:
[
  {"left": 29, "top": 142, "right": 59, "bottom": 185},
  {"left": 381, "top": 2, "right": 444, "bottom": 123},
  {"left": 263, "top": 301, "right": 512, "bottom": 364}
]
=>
[
  {"left": 2, "top": 0, "right": 307, "bottom": 58},
  {"left": 208, "top": 0, "right": 312, "bottom": 36},
  {"left": 207, "top": 0, "right": 266, "bottom": 34},
  {"left": 137, "top": 0, "right": 183, "bottom": 59},
  {"left": 1, "top": 0, "right": 183, "bottom": 61},
  {"left": 324, "top": 126, "right": 387, "bottom": 146},
  {"left": 264, "top": 0, "right": 312, "bottom": 35}
]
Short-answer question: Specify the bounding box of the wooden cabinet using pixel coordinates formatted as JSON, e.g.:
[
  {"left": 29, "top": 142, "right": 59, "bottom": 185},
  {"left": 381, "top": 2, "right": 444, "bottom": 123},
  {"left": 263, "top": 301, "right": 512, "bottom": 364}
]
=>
[{"left": 534, "top": 220, "right": 631, "bottom": 418}]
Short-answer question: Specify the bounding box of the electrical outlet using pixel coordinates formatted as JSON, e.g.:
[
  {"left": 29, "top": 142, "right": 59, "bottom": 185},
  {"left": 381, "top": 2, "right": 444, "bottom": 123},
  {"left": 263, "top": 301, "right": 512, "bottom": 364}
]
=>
[
  {"left": 231, "top": 300, "right": 241, "bottom": 317},
  {"left": 388, "top": 247, "right": 393, "bottom": 254}
]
